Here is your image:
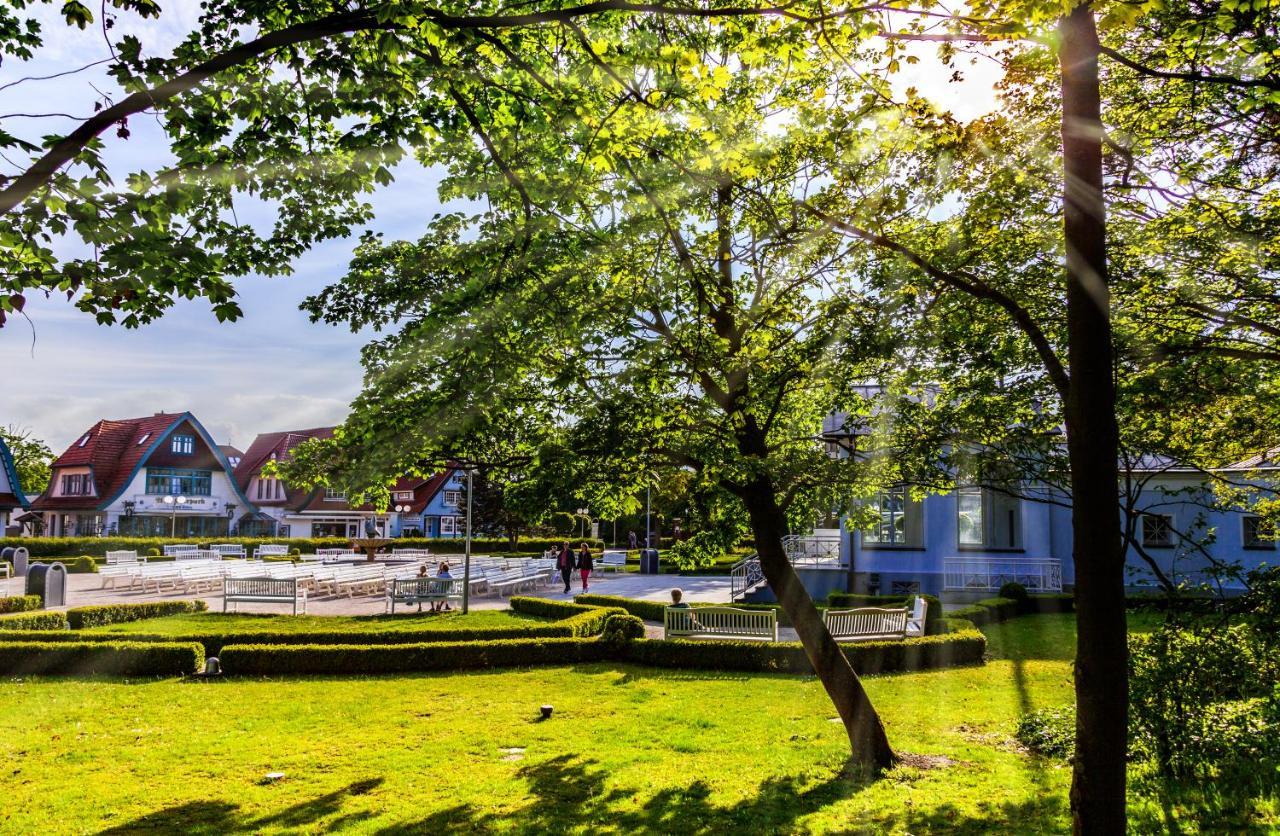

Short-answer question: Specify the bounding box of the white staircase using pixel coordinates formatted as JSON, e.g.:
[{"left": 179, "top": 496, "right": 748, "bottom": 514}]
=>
[{"left": 730, "top": 531, "right": 844, "bottom": 601}]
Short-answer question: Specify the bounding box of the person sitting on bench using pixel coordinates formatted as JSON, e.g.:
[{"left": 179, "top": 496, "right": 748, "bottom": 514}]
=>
[
  {"left": 432, "top": 562, "right": 453, "bottom": 613},
  {"left": 670, "top": 588, "right": 690, "bottom": 608}
]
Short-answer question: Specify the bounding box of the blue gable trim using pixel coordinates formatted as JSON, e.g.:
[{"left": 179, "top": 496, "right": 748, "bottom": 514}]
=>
[
  {"left": 98, "top": 412, "right": 257, "bottom": 513},
  {"left": 0, "top": 437, "right": 29, "bottom": 509}
]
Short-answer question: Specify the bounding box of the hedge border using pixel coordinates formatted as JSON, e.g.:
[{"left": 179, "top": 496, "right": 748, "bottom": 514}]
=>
[
  {"left": 66, "top": 600, "right": 208, "bottom": 630},
  {"left": 0, "top": 595, "right": 41, "bottom": 615},
  {"left": 0, "top": 611, "right": 68, "bottom": 631},
  {"left": 951, "top": 594, "right": 1075, "bottom": 626},
  {"left": 0, "top": 641, "right": 203, "bottom": 676}
]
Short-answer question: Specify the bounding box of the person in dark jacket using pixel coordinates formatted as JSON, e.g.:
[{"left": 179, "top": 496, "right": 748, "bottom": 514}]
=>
[
  {"left": 576, "top": 543, "right": 594, "bottom": 592},
  {"left": 556, "top": 542, "right": 573, "bottom": 593}
]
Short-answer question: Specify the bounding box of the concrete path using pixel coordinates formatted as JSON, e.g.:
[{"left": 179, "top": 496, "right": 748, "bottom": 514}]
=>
[{"left": 35, "top": 569, "right": 734, "bottom": 617}]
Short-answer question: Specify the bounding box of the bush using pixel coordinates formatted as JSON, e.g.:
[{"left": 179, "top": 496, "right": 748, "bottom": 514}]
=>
[
  {"left": 290, "top": 548, "right": 301, "bottom": 556},
  {"left": 66, "top": 600, "right": 208, "bottom": 630},
  {"left": 71, "top": 555, "right": 98, "bottom": 574},
  {"left": 0, "top": 641, "right": 202, "bottom": 676},
  {"left": 219, "top": 637, "right": 613, "bottom": 675},
  {"left": 0, "top": 536, "right": 603, "bottom": 558},
  {"left": 998, "top": 582, "right": 1028, "bottom": 602},
  {"left": 949, "top": 597, "right": 1020, "bottom": 626},
  {"left": 0, "top": 611, "right": 68, "bottom": 631},
  {"left": 601, "top": 614, "right": 646, "bottom": 643},
  {"left": 0, "top": 595, "right": 41, "bottom": 614},
  {"left": 826, "top": 593, "right": 944, "bottom": 634},
  {"left": 575, "top": 594, "right": 667, "bottom": 622},
  {"left": 146, "top": 548, "right": 161, "bottom": 557},
  {"left": 622, "top": 629, "right": 987, "bottom": 675},
  {"left": 1016, "top": 704, "right": 1076, "bottom": 759}
]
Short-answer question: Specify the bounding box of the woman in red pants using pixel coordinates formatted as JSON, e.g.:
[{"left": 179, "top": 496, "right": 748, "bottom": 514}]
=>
[{"left": 576, "top": 542, "right": 594, "bottom": 592}]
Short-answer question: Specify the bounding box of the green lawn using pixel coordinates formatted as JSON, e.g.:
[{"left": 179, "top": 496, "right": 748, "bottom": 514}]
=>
[
  {"left": 81, "top": 610, "right": 548, "bottom": 636},
  {"left": 0, "top": 614, "right": 1272, "bottom": 833}
]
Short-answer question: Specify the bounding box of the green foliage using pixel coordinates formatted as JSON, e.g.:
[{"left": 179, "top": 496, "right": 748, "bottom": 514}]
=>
[
  {"left": 0, "top": 595, "right": 40, "bottom": 614},
  {"left": 666, "top": 530, "right": 734, "bottom": 571},
  {"left": 220, "top": 638, "right": 613, "bottom": 676},
  {"left": 71, "top": 555, "right": 98, "bottom": 574},
  {"left": 1016, "top": 704, "right": 1077, "bottom": 759},
  {"left": 574, "top": 594, "right": 668, "bottom": 622},
  {"left": 999, "top": 582, "right": 1028, "bottom": 602},
  {"left": 0, "top": 641, "right": 201, "bottom": 676},
  {"left": 66, "top": 600, "right": 208, "bottom": 630},
  {"left": 0, "top": 611, "right": 68, "bottom": 631},
  {"left": 0, "top": 425, "right": 51, "bottom": 493},
  {"left": 549, "top": 512, "right": 576, "bottom": 536},
  {"left": 949, "top": 597, "right": 1019, "bottom": 626},
  {"left": 2, "top": 537, "right": 600, "bottom": 558},
  {"left": 601, "top": 614, "right": 646, "bottom": 643}
]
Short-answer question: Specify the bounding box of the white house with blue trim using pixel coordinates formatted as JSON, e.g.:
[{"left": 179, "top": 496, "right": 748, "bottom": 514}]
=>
[{"left": 0, "top": 435, "right": 29, "bottom": 533}]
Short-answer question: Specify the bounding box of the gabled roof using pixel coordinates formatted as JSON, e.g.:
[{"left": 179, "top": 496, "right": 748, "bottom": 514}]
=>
[
  {"left": 234, "top": 427, "right": 344, "bottom": 512},
  {"left": 1225, "top": 447, "right": 1280, "bottom": 472},
  {"left": 31, "top": 412, "right": 251, "bottom": 512}
]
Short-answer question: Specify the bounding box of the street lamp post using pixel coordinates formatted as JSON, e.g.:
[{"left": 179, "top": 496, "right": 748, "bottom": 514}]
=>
[
  {"left": 462, "top": 469, "right": 473, "bottom": 614},
  {"left": 162, "top": 495, "right": 187, "bottom": 539},
  {"left": 394, "top": 505, "right": 412, "bottom": 538}
]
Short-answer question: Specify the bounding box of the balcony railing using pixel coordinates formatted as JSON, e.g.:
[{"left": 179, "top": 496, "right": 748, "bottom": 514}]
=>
[
  {"left": 783, "top": 530, "right": 844, "bottom": 567},
  {"left": 943, "top": 557, "right": 1063, "bottom": 593}
]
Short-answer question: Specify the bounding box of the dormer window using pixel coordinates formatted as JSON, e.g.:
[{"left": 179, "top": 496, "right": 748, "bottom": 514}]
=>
[
  {"left": 171, "top": 434, "right": 194, "bottom": 455},
  {"left": 324, "top": 487, "right": 347, "bottom": 501},
  {"left": 394, "top": 491, "right": 414, "bottom": 502},
  {"left": 77, "top": 434, "right": 90, "bottom": 447}
]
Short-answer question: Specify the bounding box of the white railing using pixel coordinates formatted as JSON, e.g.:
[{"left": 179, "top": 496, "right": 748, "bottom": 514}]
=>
[
  {"left": 730, "top": 555, "right": 765, "bottom": 601},
  {"left": 783, "top": 530, "right": 844, "bottom": 566},
  {"left": 943, "top": 557, "right": 1063, "bottom": 592}
]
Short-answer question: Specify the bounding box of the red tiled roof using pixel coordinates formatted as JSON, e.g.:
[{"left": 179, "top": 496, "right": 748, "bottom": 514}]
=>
[{"left": 32, "top": 413, "right": 194, "bottom": 512}]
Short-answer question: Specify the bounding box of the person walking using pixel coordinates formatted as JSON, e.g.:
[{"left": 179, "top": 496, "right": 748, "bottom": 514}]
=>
[
  {"left": 556, "top": 541, "right": 573, "bottom": 593},
  {"left": 627, "top": 530, "right": 638, "bottom": 550},
  {"left": 576, "top": 542, "right": 594, "bottom": 593}
]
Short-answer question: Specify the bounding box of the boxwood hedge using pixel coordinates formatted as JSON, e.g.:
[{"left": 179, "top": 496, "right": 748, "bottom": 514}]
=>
[
  {"left": 66, "top": 600, "right": 208, "bottom": 629},
  {"left": 0, "top": 611, "right": 68, "bottom": 631},
  {"left": 219, "top": 637, "right": 614, "bottom": 675},
  {"left": 0, "top": 641, "right": 202, "bottom": 676},
  {"left": 0, "top": 595, "right": 41, "bottom": 614}
]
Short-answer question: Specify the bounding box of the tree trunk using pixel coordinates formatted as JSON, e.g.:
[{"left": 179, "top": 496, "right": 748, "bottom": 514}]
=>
[
  {"left": 1059, "top": 5, "right": 1129, "bottom": 832},
  {"left": 734, "top": 422, "right": 895, "bottom": 771}
]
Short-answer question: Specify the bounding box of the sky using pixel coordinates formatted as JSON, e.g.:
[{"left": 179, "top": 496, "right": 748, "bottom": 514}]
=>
[{"left": 0, "top": 2, "right": 1002, "bottom": 454}]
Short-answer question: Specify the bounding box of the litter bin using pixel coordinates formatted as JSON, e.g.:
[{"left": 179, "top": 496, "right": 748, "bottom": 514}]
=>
[
  {"left": 26, "top": 561, "right": 67, "bottom": 608},
  {"left": 640, "top": 548, "right": 660, "bottom": 575},
  {"left": 3, "top": 546, "right": 28, "bottom": 577}
]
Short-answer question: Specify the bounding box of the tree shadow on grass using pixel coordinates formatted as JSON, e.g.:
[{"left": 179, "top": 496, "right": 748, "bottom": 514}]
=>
[{"left": 96, "top": 778, "right": 384, "bottom": 835}]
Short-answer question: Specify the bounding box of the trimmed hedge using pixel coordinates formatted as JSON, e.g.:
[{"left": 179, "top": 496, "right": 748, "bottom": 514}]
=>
[
  {"left": 574, "top": 594, "right": 668, "bottom": 622},
  {"left": 219, "top": 637, "right": 614, "bottom": 675},
  {"left": 0, "top": 595, "right": 41, "bottom": 614},
  {"left": 0, "top": 611, "right": 68, "bottom": 631},
  {"left": 215, "top": 627, "right": 986, "bottom": 676},
  {"left": 950, "top": 597, "right": 1020, "bottom": 626},
  {"left": 0, "top": 641, "right": 202, "bottom": 676},
  {"left": 66, "top": 600, "right": 209, "bottom": 630},
  {"left": 2, "top": 536, "right": 603, "bottom": 558},
  {"left": 622, "top": 629, "right": 987, "bottom": 675}
]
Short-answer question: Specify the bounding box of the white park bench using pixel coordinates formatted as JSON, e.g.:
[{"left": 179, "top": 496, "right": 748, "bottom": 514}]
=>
[
  {"left": 209, "top": 543, "right": 246, "bottom": 559},
  {"left": 823, "top": 598, "right": 928, "bottom": 642},
  {"left": 224, "top": 576, "right": 307, "bottom": 615},
  {"left": 163, "top": 544, "right": 201, "bottom": 557},
  {"left": 105, "top": 550, "right": 142, "bottom": 565},
  {"left": 598, "top": 551, "right": 628, "bottom": 572},
  {"left": 386, "top": 577, "right": 465, "bottom": 613},
  {"left": 254, "top": 544, "right": 290, "bottom": 560},
  {"left": 664, "top": 606, "right": 778, "bottom": 642}
]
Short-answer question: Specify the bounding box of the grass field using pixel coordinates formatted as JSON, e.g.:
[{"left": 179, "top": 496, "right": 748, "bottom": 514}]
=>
[
  {"left": 81, "top": 610, "right": 549, "bottom": 636},
  {"left": 0, "top": 613, "right": 1271, "bottom": 833}
]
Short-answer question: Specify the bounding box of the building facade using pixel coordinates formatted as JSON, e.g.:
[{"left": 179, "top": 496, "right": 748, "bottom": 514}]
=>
[
  {"left": 0, "top": 435, "right": 29, "bottom": 533},
  {"left": 29, "top": 413, "right": 252, "bottom": 537}
]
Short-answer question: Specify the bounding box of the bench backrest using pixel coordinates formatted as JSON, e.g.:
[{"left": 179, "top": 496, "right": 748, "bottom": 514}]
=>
[
  {"left": 600, "top": 551, "right": 627, "bottom": 565},
  {"left": 104, "top": 550, "right": 139, "bottom": 564},
  {"left": 254, "top": 545, "right": 289, "bottom": 557},
  {"left": 163, "top": 544, "right": 201, "bottom": 556},
  {"left": 823, "top": 607, "right": 908, "bottom": 638},
  {"left": 225, "top": 576, "right": 297, "bottom": 598},
  {"left": 209, "top": 544, "right": 246, "bottom": 556},
  {"left": 665, "top": 606, "right": 776, "bottom": 639}
]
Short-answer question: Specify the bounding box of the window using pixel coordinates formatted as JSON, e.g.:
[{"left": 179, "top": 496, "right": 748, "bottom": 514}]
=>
[
  {"left": 443, "top": 490, "right": 461, "bottom": 507},
  {"left": 324, "top": 487, "right": 346, "bottom": 501},
  {"left": 1141, "top": 514, "right": 1175, "bottom": 548},
  {"left": 77, "top": 433, "right": 90, "bottom": 447},
  {"left": 440, "top": 516, "right": 456, "bottom": 535},
  {"left": 145, "top": 467, "right": 212, "bottom": 496},
  {"left": 137, "top": 433, "right": 150, "bottom": 446},
  {"left": 862, "top": 487, "right": 922, "bottom": 547},
  {"left": 257, "top": 477, "right": 283, "bottom": 501},
  {"left": 957, "top": 486, "right": 1022, "bottom": 549},
  {"left": 1243, "top": 515, "right": 1276, "bottom": 550},
  {"left": 59, "top": 473, "right": 93, "bottom": 496},
  {"left": 394, "top": 491, "right": 414, "bottom": 502},
  {"left": 171, "top": 434, "right": 194, "bottom": 455},
  {"left": 890, "top": 580, "right": 921, "bottom": 595}
]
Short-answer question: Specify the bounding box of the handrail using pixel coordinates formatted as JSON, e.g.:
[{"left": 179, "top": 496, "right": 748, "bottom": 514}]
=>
[{"left": 943, "top": 556, "right": 1063, "bottom": 592}]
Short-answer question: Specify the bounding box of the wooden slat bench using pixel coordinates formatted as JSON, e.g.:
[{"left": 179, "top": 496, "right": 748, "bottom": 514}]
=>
[
  {"left": 823, "top": 597, "right": 929, "bottom": 642},
  {"left": 598, "top": 551, "right": 628, "bottom": 572},
  {"left": 386, "top": 577, "right": 465, "bottom": 613},
  {"left": 105, "top": 550, "right": 142, "bottom": 565},
  {"left": 224, "top": 577, "right": 307, "bottom": 615},
  {"left": 664, "top": 606, "right": 778, "bottom": 642}
]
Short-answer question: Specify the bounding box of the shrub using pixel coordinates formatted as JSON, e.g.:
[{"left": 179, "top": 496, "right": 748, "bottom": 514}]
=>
[
  {"left": 575, "top": 594, "right": 667, "bottom": 622},
  {"left": 0, "top": 595, "right": 41, "bottom": 614},
  {"left": 219, "top": 637, "right": 613, "bottom": 675},
  {"left": 998, "top": 582, "right": 1028, "bottom": 602},
  {"left": 0, "top": 611, "right": 68, "bottom": 631},
  {"left": 146, "top": 548, "right": 161, "bottom": 557},
  {"left": 71, "top": 555, "right": 98, "bottom": 574},
  {"left": 601, "top": 614, "right": 646, "bottom": 643},
  {"left": 549, "top": 512, "right": 576, "bottom": 536},
  {"left": 66, "top": 600, "right": 208, "bottom": 630},
  {"left": 0, "top": 641, "right": 202, "bottom": 676},
  {"left": 949, "top": 597, "right": 1019, "bottom": 626},
  {"left": 290, "top": 548, "right": 301, "bottom": 556},
  {"left": 1016, "top": 704, "right": 1076, "bottom": 759}
]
